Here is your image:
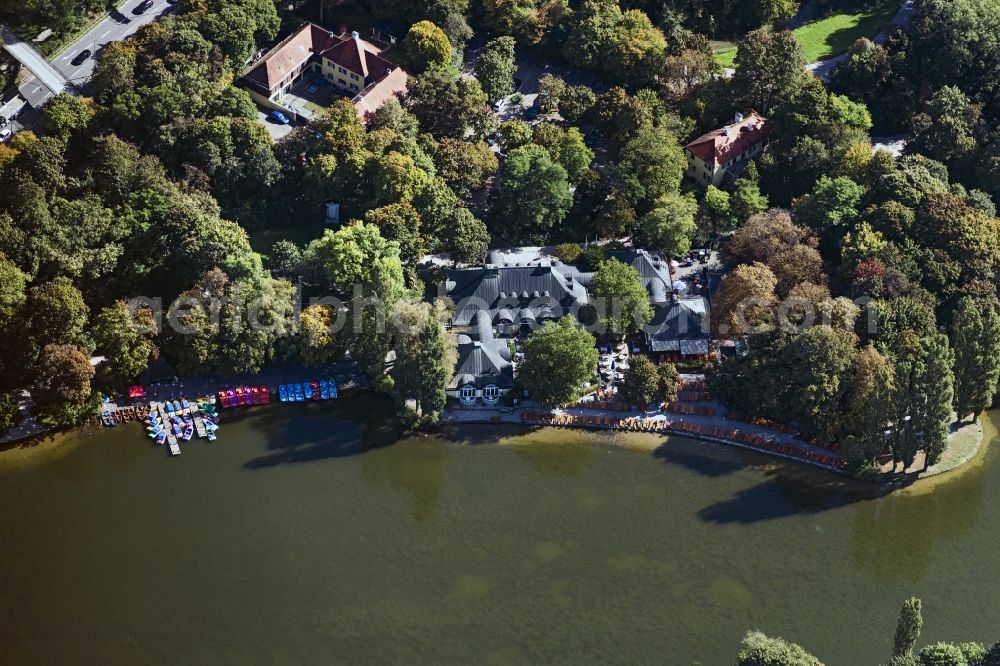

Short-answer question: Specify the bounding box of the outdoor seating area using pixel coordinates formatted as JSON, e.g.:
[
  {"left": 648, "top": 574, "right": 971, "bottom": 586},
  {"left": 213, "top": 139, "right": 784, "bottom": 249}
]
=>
[
  {"left": 662, "top": 403, "right": 716, "bottom": 417},
  {"left": 518, "top": 410, "right": 849, "bottom": 470}
]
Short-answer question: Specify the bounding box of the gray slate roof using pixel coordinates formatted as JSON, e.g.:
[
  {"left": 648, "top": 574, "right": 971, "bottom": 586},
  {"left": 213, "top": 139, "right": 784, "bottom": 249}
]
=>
[
  {"left": 646, "top": 296, "right": 710, "bottom": 354},
  {"left": 448, "top": 311, "right": 514, "bottom": 390},
  {"left": 445, "top": 264, "right": 588, "bottom": 327}
]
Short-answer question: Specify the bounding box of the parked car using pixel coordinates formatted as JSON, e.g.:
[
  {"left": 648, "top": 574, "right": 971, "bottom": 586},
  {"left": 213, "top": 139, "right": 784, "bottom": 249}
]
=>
[
  {"left": 71, "top": 49, "right": 91, "bottom": 65},
  {"left": 0, "top": 126, "right": 11, "bottom": 143},
  {"left": 270, "top": 110, "right": 290, "bottom": 125},
  {"left": 307, "top": 84, "right": 319, "bottom": 94},
  {"left": 135, "top": 0, "right": 154, "bottom": 13},
  {"left": 492, "top": 98, "right": 506, "bottom": 112}
]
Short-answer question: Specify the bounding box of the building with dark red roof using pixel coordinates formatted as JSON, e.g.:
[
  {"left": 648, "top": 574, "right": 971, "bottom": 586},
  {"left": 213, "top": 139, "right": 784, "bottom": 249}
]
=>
[
  {"left": 684, "top": 111, "right": 772, "bottom": 187},
  {"left": 240, "top": 23, "right": 407, "bottom": 121}
]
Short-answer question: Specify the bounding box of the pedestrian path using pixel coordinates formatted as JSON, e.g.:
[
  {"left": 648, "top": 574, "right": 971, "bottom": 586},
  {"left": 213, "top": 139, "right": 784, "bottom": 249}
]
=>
[{"left": 0, "top": 25, "right": 76, "bottom": 95}]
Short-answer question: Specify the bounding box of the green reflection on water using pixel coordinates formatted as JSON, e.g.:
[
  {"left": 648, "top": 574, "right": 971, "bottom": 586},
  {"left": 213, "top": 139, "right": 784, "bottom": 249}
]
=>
[{"left": 0, "top": 396, "right": 995, "bottom": 665}]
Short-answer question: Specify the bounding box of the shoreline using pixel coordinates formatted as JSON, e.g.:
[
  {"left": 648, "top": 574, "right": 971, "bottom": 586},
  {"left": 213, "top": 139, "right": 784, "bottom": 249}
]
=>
[
  {"left": 2, "top": 395, "right": 990, "bottom": 490},
  {"left": 440, "top": 409, "right": 990, "bottom": 487}
]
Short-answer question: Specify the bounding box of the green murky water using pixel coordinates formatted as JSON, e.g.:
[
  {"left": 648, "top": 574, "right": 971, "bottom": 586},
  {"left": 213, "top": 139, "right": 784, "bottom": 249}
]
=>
[{"left": 1, "top": 396, "right": 997, "bottom": 665}]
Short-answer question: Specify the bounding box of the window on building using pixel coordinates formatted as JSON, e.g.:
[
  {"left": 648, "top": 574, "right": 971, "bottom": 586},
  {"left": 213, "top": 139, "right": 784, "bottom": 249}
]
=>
[
  {"left": 350, "top": 73, "right": 358, "bottom": 80},
  {"left": 482, "top": 385, "right": 500, "bottom": 403},
  {"left": 459, "top": 385, "right": 476, "bottom": 403},
  {"left": 338, "top": 79, "right": 347, "bottom": 86},
  {"left": 339, "top": 66, "right": 346, "bottom": 74}
]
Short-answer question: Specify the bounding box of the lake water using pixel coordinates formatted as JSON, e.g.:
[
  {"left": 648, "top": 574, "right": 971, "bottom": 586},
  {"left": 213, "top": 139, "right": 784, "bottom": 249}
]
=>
[{"left": 1, "top": 395, "right": 997, "bottom": 665}]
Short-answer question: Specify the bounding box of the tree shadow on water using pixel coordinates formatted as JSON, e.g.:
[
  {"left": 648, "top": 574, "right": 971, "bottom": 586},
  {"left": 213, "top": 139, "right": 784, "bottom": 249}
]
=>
[
  {"left": 696, "top": 468, "right": 890, "bottom": 525},
  {"left": 652, "top": 441, "right": 745, "bottom": 478},
  {"left": 242, "top": 391, "right": 404, "bottom": 469}
]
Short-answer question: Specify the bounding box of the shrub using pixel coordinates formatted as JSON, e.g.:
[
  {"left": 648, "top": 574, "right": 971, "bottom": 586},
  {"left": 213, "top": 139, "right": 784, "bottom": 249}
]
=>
[
  {"left": 553, "top": 242, "right": 582, "bottom": 264},
  {"left": 581, "top": 245, "right": 605, "bottom": 270},
  {"left": 0, "top": 392, "right": 20, "bottom": 436}
]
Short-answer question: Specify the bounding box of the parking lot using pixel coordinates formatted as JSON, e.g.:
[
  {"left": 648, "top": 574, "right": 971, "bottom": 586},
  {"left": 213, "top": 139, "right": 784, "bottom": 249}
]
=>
[
  {"left": 283, "top": 76, "right": 346, "bottom": 121},
  {"left": 256, "top": 107, "right": 294, "bottom": 140}
]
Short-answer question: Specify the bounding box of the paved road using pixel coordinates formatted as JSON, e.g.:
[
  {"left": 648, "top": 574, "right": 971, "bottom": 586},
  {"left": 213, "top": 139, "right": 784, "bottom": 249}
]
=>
[
  {"left": 52, "top": 0, "right": 175, "bottom": 87},
  {"left": 0, "top": 25, "right": 75, "bottom": 95}
]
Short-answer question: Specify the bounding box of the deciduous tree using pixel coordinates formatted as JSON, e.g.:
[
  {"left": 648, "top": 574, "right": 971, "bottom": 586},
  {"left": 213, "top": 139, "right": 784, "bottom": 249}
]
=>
[
  {"left": 404, "top": 20, "right": 453, "bottom": 72},
  {"left": 474, "top": 36, "right": 516, "bottom": 102},
  {"left": 951, "top": 297, "right": 1000, "bottom": 422},
  {"left": 519, "top": 317, "right": 598, "bottom": 405},
  {"left": 591, "top": 258, "right": 653, "bottom": 338}
]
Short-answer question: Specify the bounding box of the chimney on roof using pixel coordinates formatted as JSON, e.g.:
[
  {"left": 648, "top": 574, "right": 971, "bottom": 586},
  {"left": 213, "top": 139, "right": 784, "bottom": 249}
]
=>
[
  {"left": 734, "top": 112, "right": 743, "bottom": 124},
  {"left": 351, "top": 30, "right": 359, "bottom": 40},
  {"left": 723, "top": 126, "right": 734, "bottom": 139}
]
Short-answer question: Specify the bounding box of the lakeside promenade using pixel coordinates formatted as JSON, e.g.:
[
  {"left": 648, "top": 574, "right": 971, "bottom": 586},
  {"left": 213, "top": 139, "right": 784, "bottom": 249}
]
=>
[{"left": 442, "top": 390, "right": 985, "bottom": 481}]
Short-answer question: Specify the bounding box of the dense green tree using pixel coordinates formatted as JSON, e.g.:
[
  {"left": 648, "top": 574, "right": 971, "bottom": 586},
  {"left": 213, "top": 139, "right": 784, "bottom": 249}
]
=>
[
  {"left": 633, "top": 193, "right": 697, "bottom": 258},
  {"left": 842, "top": 344, "right": 896, "bottom": 466},
  {"left": 41, "top": 94, "right": 93, "bottom": 142},
  {"left": 794, "top": 175, "right": 864, "bottom": 258},
  {"left": 268, "top": 240, "right": 304, "bottom": 281},
  {"left": 91, "top": 302, "right": 157, "bottom": 390},
  {"left": 906, "top": 0, "right": 1000, "bottom": 111},
  {"left": 448, "top": 209, "right": 490, "bottom": 265},
  {"left": 891, "top": 334, "right": 955, "bottom": 470},
  {"left": 518, "top": 317, "right": 598, "bottom": 405},
  {"left": 26, "top": 277, "right": 88, "bottom": 351},
  {"left": 0, "top": 392, "right": 20, "bottom": 437},
  {"left": 951, "top": 297, "right": 1000, "bottom": 422},
  {"left": 536, "top": 73, "right": 566, "bottom": 114},
  {"left": 591, "top": 258, "right": 653, "bottom": 338},
  {"left": 784, "top": 325, "right": 859, "bottom": 444},
  {"left": 656, "top": 362, "right": 681, "bottom": 403},
  {"left": 364, "top": 203, "right": 427, "bottom": 271},
  {"left": 309, "top": 222, "right": 403, "bottom": 296},
  {"left": 620, "top": 354, "right": 659, "bottom": 407},
  {"left": 393, "top": 300, "right": 456, "bottom": 422},
  {"left": 406, "top": 68, "right": 495, "bottom": 138},
  {"left": 295, "top": 304, "right": 340, "bottom": 368},
  {"left": 732, "top": 28, "right": 805, "bottom": 115},
  {"left": 699, "top": 185, "right": 734, "bottom": 238},
  {"left": 559, "top": 84, "right": 597, "bottom": 124},
  {"left": 431, "top": 137, "right": 498, "bottom": 195},
  {"left": 200, "top": 5, "right": 258, "bottom": 65},
  {"left": 474, "top": 36, "right": 516, "bottom": 102},
  {"left": 562, "top": 0, "right": 666, "bottom": 86},
  {"left": 404, "top": 21, "right": 453, "bottom": 72},
  {"left": 736, "top": 630, "right": 824, "bottom": 666},
  {"left": 614, "top": 126, "right": 685, "bottom": 212},
  {"left": 33, "top": 343, "right": 96, "bottom": 426},
  {"left": 917, "top": 643, "right": 967, "bottom": 666},
  {"left": 477, "top": 0, "right": 568, "bottom": 45},
  {"left": 368, "top": 98, "right": 420, "bottom": 138},
  {"left": 731, "top": 173, "right": 769, "bottom": 222},
  {"left": 0, "top": 253, "right": 27, "bottom": 326},
  {"left": 592, "top": 87, "right": 652, "bottom": 148},
  {"left": 531, "top": 124, "right": 594, "bottom": 184},
  {"left": 489, "top": 144, "right": 571, "bottom": 243},
  {"left": 496, "top": 119, "right": 533, "bottom": 151}
]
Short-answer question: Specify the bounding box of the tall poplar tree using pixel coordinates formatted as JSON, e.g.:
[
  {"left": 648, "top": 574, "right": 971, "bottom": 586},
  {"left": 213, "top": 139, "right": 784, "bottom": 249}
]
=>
[
  {"left": 891, "top": 334, "right": 955, "bottom": 471},
  {"left": 952, "top": 297, "right": 1000, "bottom": 422}
]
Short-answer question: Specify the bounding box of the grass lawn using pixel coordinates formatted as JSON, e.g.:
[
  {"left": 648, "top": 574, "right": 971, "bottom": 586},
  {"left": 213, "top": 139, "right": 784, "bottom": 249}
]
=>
[{"left": 713, "top": 0, "right": 899, "bottom": 68}]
